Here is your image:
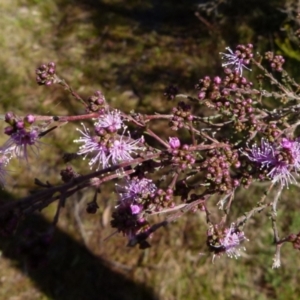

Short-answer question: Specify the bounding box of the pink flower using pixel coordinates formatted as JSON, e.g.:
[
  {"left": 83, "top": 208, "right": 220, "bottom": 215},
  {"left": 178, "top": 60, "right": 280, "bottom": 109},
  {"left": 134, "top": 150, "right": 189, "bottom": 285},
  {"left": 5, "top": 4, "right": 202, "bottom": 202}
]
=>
[
  {"left": 111, "top": 178, "right": 157, "bottom": 238},
  {"left": 94, "top": 110, "right": 122, "bottom": 133},
  {"left": 2, "top": 127, "right": 41, "bottom": 161},
  {"left": 74, "top": 123, "right": 109, "bottom": 170},
  {"left": 207, "top": 223, "right": 247, "bottom": 259},
  {"left": 220, "top": 45, "right": 252, "bottom": 76},
  {"left": 107, "top": 134, "right": 143, "bottom": 166},
  {"left": 169, "top": 137, "right": 181, "bottom": 149},
  {"left": 74, "top": 111, "right": 144, "bottom": 169},
  {"left": 245, "top": 138, "right": 300, "bottom": 186}
]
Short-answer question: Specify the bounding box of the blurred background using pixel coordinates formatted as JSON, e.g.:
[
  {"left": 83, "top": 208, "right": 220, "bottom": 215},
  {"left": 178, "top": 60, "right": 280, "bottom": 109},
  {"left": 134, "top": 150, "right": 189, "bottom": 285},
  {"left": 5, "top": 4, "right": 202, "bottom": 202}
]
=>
[{"left": 1, "top": 0, "right": 300, "bottom": 299}]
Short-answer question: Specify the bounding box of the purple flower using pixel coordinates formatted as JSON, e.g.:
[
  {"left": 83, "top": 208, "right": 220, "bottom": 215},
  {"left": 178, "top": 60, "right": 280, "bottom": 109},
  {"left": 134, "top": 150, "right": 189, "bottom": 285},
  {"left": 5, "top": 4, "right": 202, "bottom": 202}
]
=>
[
  {"left": 1, "top": 127, "right": 41, "bottom": 161},
  {"left": 107, "top": 133, "right": 144, "bottom": 166},
  {"left": 281, "top": 138, "right": 300, "bottom": 170},
  {"left": 281, "top": 138, "right": 292, "bottom": 149},
  {"left": 130, "top": 204, "right": 142, "bottom": 215},
  {"left": 94, "top": 110, "right": 122, "bottom": 132},
  {"left": 220, "top": 46, "right": 252, "bottom": 76},
  {"left": 117, "top": 178, "right": 157, "bottom": 202},
  {"left": 169, "top": 137, "right": 181, "bottom": 149},
  {"left": 207, "top": 223, "right": 247, "bottom": 259},
  {"left": 220, "top": 224, "right": 247, "bottom": 259},
  {"left": 74, "top": 120, "right": 144, "bottom": 170},
  {"left": 74, "top": 123, "right": 109, "bottom": 170},
  {"left": 246, "top": 138, "right": 277, "bottom": 167},
  {"left": 245, "top": 138, "right": 300, "bottom": 186},
  {"left": 111, "top": 178, "right": 157, "bottom": 238}
]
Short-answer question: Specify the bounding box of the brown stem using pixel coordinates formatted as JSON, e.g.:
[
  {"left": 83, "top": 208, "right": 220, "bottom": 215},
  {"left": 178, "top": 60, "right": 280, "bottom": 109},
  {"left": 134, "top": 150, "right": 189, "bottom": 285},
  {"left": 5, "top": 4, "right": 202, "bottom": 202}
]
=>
[
  {"left": 0, "top": 153, "right": 161, "bottom": 216},
  {"left": 58, "top": 78, "right": 87, "bottom": 107},
  {"left": 146, "top": 128, "right": 170, "bottom": 148},
  {"left": 32, "top": 113, "right": 102, "bottom": 122}
]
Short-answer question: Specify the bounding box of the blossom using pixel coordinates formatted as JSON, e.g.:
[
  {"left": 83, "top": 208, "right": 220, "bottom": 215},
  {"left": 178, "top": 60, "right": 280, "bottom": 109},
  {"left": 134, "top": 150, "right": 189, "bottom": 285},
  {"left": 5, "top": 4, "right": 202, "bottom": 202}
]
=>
[
  {"left": 221, "top": 225, "right": 247, "bottom": 259},
  {"left": 74, "top": 123, "right": 109, "bottom": 170},
  {"left": 246, "top": 138, "right": 277, "bottom": 167},
  {"left": 36, "top": 62, "right": 57, "bottom": 86},
  {"left": 94, "top": 110, "right": 122, "bottom": 132},
  {"left": 74, "top": 119, "right": 144, "bottom": 170},
  {"left": 169, "top": 137, "right": 181, "bottom": 149},
  {"left": 130, "top": 204, "right": 142, "bottom": 215},
  {"left": 207, "top": 223, "right": 247, "bottom": 259},
  {"left": 111, "top": 178, "right": 157, "bottom": 238},
  {"left": 1, "top": 127, "right": 41, "bottom": 161},
  {"left": 107, "top": 133, "right": 144, "bottom": 166},
  {"left": 220, "top": 46, "right": 252, "bottom": 76},
  {"left": 245, "top": 138, "right": 300, "bottom": 186},
  {"left": 281, "top": 138, "right": 300, "bottom": 170},
  {"left": 117, "top": 178, "right": 157, "bottom": 201}
]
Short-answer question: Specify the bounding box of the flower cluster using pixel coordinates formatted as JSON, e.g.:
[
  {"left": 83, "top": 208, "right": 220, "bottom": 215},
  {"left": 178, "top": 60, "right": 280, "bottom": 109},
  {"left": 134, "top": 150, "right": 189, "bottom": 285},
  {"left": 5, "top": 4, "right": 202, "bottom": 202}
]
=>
[
  {"left": 0, "top": 113, "right": 45, "bottom": 185},
  {"left": 111, "top": 178, "right": 157, "bottom": 239},
  {"left": 265, "top": 51, "right": 285, "bottom": 72},
  {"left": 86, "top": 90, "right": 107, "bottom": 113},
  {"left": 168, "top": 139, "right": 196, "bottom": 172},
  {"left": 36, "top": 62, "right": 57, "bottom": 86},
  {"left": 2, "top": 113, "right": 42, "bottom": 161},
  {"left": 220, "top": 44, "right": 253, "bottom": 76},
  {"left": 200, "top": 147, "right": 241, "bottom": 192},
  {"left": 195, "top": 72, "right": 257, "bottom": 133},
  {"left": 207, "top": 223, "right": 247, "bottom": 259},
  {"left": 74, "top": 110, "right": 144, "bottom": 170},
  {"left": 245, "top": 138, "right": 300, "bottom": 186},
  {"left": 169, "top": 101, "right": 193, "bottom": 130},
  {"left": 3, "top": 42, "right": 300, "bottom": 268}
]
